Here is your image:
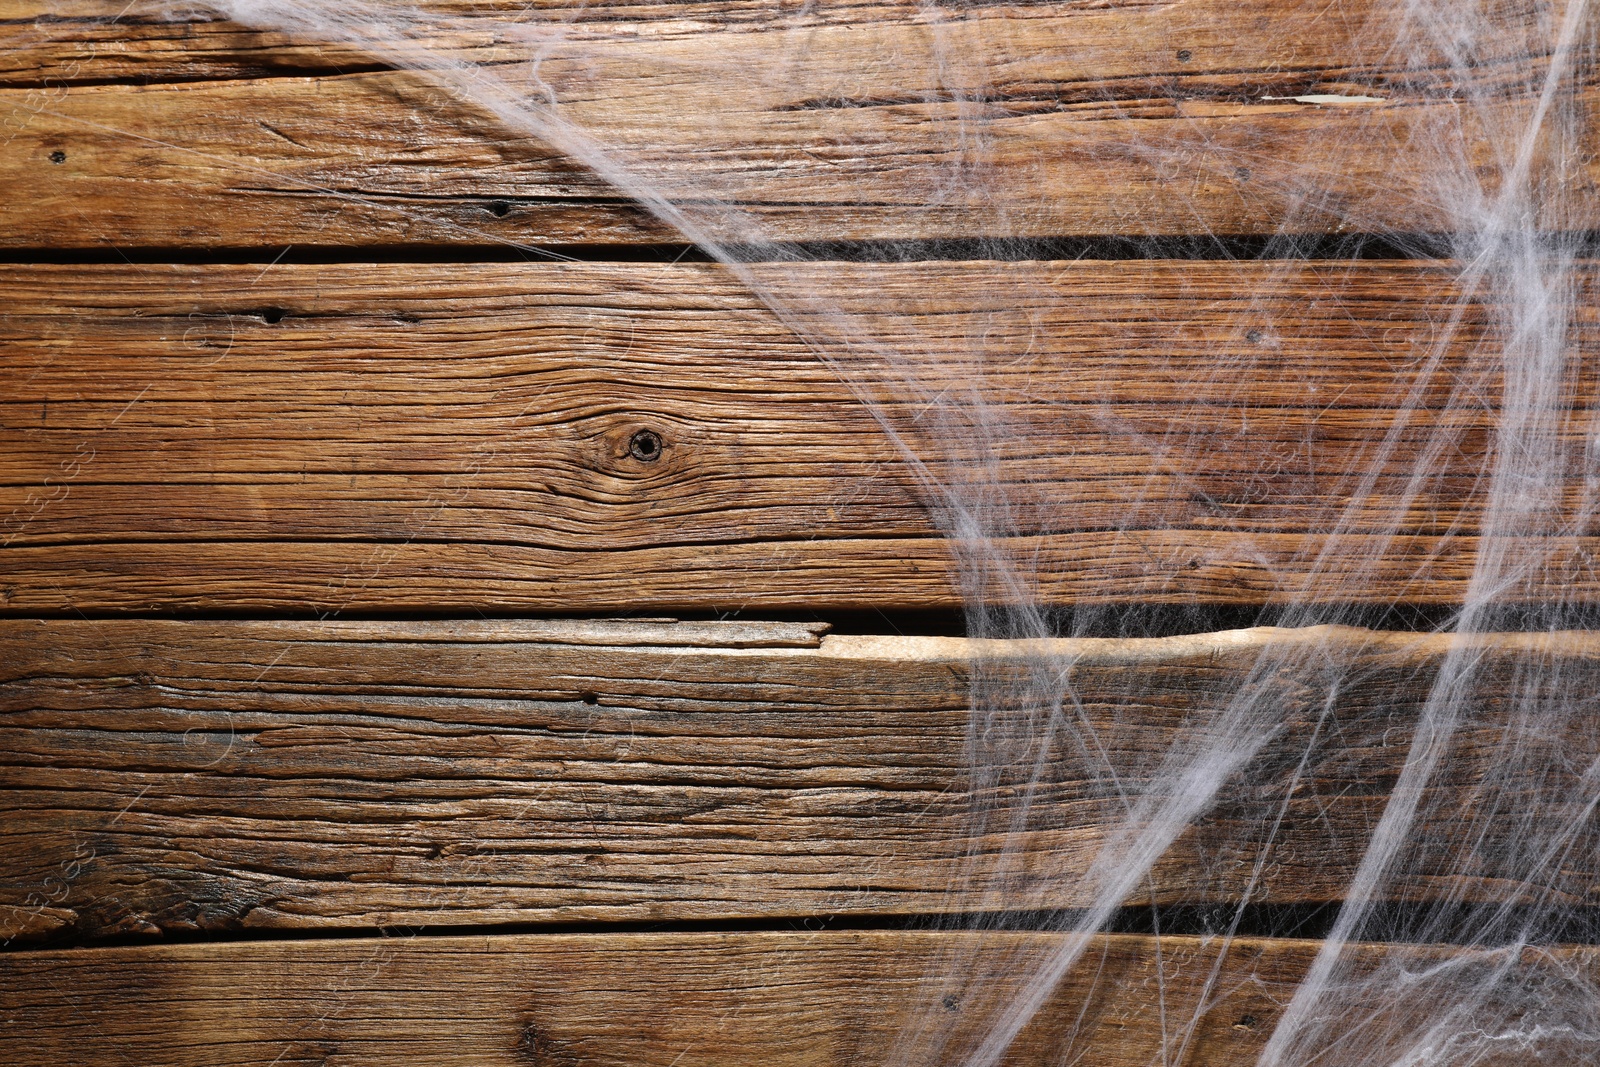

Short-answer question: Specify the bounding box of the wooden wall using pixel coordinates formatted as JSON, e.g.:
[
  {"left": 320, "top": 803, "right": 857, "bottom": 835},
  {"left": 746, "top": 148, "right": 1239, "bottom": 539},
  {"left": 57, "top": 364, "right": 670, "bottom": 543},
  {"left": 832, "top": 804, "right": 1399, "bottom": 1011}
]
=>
[{"left": 3, "top": 2, "right": 1597, "bottom": 1064}]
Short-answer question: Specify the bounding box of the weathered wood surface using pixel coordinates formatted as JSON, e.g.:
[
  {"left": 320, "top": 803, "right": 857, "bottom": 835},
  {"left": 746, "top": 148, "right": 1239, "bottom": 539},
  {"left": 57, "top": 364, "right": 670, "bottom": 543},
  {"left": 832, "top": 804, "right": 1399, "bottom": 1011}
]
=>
[
  {"left": 5, "top": 619, "right": 1599, "bottom": 943},
  {"left": 2, "top": 0, "right": 1591, "bottom": 246},
  {"left": 4, "top": 259, "right": 1598, "bottom": 612},
  {"left": 2, "top": 928, "right": 1593, "bottom": 1066}
]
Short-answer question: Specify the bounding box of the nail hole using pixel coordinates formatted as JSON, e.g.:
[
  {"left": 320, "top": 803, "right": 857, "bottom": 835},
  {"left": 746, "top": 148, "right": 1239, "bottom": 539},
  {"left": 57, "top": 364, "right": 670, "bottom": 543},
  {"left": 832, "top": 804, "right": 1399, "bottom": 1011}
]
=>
[
  {"left": 1245, "top": 329, "right": 1264, "bottom": 343},
  {"left": 260, "top": 307, "right": 286, "bottom": 325},
  {"left": 1234, "top": 166, "right": 1252, "bottom": 181},
  {"left": 579, "top": 691, "right": 599, "bottom": 705},
  {"left": 49, "top": 150, "right": 67, "bottom": 164},
  {"left": 941, "top": 994, "right": 960, "bottom": 1012},
  {"left": 1176, "top": 49, "right": 1193, "bottom": 62},
  {"left": 1235, "top": 1014, "right": 1259, "bottom": 1030},
  {"left": 517, "top": 1022, "right": 545, "bottom": 1064},
  {"left": 628, "top": 429, "right": 664, "bottom": 462},
  {"left": 487, "top": 200, "right": 511, "bottom": 217}
]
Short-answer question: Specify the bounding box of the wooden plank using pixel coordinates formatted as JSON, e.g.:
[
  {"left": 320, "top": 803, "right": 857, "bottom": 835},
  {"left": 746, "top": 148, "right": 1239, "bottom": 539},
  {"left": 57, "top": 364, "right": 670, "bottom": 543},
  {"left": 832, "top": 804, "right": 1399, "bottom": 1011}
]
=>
[
  {"left": 3, "top": 259, "right": 1598, "bottom": 612},
  {"left": 5, "top": 620, "right": 1600, "bottom": 943},
  {"left": 2, "top": 0, "right": 1592, "bottom": 246},
  {"left": 2, "top": 929, "right": 1594, "bottom": 1066}
]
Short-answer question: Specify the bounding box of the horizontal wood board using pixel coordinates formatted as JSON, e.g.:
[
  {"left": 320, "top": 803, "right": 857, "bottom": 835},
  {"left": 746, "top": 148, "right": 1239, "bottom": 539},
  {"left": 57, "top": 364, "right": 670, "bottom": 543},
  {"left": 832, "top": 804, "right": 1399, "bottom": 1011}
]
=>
[
  {"left": 5, "top": 619, "right": 1600, "bottom": 943},
  {"left": 2, "top": 929, "right": 1595, "bottom": 1066},
  {"left": 4, "top": 259, "right": 1599, "bottom": 611},
  {"left": 2, "top": 0, "right": 1595, "bottom": 245}
]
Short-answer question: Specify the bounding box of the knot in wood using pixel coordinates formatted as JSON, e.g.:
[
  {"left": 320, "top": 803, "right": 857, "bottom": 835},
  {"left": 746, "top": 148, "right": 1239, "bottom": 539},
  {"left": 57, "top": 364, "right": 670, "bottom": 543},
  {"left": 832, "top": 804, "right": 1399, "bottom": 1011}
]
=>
[{"left": 627, "top": 429, "right": 664, "bottom": 463}]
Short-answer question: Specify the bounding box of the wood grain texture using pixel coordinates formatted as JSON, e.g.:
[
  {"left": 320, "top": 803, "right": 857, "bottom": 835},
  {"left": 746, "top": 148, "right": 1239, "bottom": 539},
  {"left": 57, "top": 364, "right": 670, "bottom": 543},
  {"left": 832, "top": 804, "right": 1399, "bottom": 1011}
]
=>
[
  {"left": 2, "top": 928, "right": 1594, "bottom": 1066},
  {"left": 2, "top": 0, "right": 1592, "bottom": 246},
  {"left": 4, "top": 259, "right": 1600, "bottom": 612},
  {"left": 5, "top": 619, "right": 1600, "bottom": 943}
]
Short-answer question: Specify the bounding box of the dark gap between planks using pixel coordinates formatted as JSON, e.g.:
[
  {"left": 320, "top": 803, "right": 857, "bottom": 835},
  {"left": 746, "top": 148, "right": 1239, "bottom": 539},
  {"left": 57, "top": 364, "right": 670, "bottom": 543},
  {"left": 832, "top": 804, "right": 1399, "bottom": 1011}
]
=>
[
  {"left": 0, "top": 604, "right": 1581, "bottom": 639},
  {"left": 0, "top": 232, "right": 1569, "bottom": 267},
  {"left": 18, "top": 904, "right": 1600, "bottom": 954}
]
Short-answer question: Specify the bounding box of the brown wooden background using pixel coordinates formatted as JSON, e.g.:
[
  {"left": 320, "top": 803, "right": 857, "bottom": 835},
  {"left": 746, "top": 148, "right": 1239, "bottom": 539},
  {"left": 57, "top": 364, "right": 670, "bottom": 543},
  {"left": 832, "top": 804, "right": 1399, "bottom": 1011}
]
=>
[{"left": 4, "top": 2, "right": 1599, "bottom": 1064}]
